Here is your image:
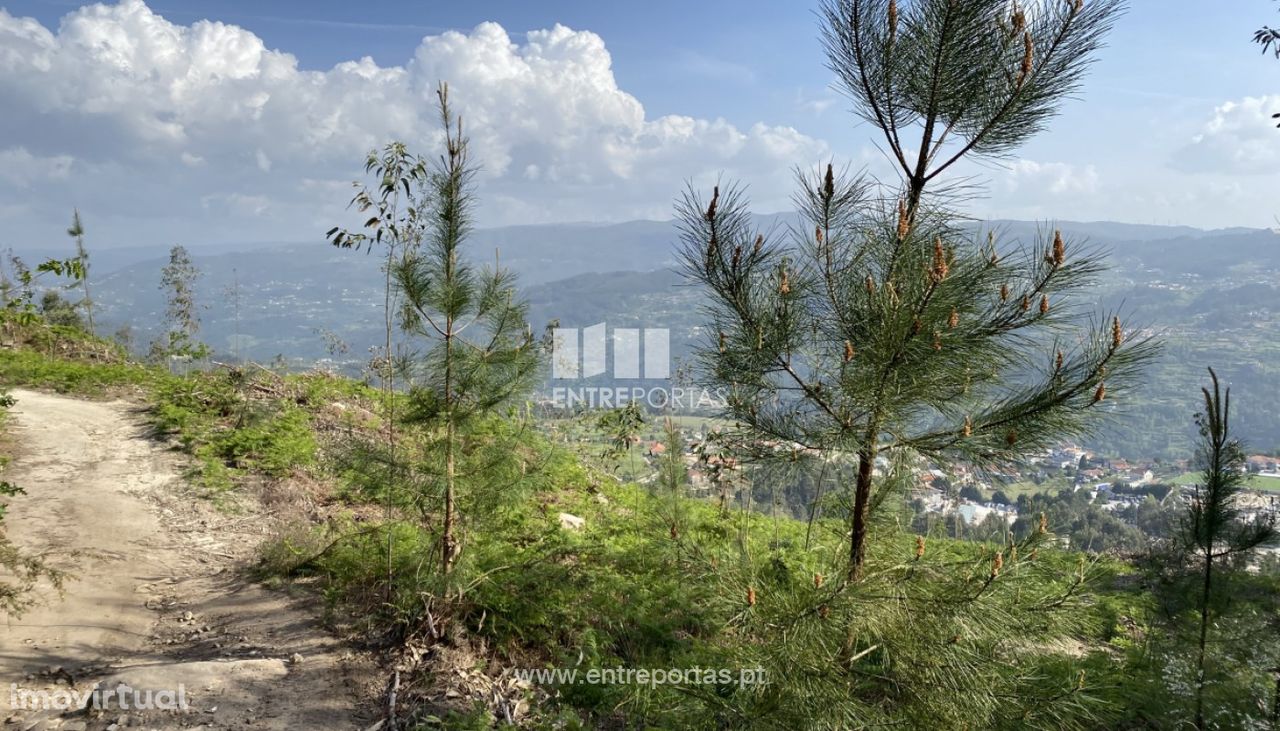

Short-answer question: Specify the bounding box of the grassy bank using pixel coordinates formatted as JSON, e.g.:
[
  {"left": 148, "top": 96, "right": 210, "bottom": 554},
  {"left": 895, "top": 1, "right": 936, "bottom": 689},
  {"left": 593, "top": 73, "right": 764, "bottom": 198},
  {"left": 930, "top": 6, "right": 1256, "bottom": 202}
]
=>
[{"left": 2, "top": 326, "right": 1276, "bottom": 729}]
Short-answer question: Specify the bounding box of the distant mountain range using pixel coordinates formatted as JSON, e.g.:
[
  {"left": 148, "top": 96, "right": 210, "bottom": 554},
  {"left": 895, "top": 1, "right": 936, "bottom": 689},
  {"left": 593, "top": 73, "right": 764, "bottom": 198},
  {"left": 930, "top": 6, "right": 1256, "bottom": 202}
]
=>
[
  {"left": 14, "top": 216, "right": 1266, "bottom": 285},
  {"left": 11, "top": 217, "right": 1280, "bottom": 457}
]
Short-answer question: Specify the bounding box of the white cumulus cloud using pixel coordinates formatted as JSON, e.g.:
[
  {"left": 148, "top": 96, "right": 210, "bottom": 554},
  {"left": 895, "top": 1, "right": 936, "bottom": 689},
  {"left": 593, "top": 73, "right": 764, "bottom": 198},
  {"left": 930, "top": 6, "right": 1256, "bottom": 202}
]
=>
[
  {"left": 0, "top": 1, "right": 828, "bottom": 245},
  {"left": 1176, "top": 95, "right": 1280, "bottom": 175},
  {"left": 1002, "top": 160, "right": 1100, "bottom": 196}
]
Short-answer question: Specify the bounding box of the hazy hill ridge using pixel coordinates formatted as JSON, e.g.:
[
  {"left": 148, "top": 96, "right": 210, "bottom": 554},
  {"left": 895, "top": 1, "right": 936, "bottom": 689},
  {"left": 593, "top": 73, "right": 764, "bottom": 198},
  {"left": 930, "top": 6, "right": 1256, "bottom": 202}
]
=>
[{"left": 15, "top": 218, "right": 1280, "bottom": 456}]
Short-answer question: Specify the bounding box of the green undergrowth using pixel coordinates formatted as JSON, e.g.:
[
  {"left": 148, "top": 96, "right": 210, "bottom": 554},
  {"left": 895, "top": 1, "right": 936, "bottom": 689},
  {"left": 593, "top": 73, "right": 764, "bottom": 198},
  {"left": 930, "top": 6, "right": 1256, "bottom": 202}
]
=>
[
  {"left": 0, "top": 326, "right": 1153, "bottom": 728},
  {"left": 0, "top": 321, "right": 378, "bottom": 497},
  {"left": 6, "top": 322, "right": 1272, "bottom": 728},
  {"left": 148, "top": 367, "right": 385, "bottom": 495},
  {"left": 0, "top": 340, "right": 155, "bottom": 395},
  {"left": 259, "top": 413, "right": 1154, "bottom": 729}
]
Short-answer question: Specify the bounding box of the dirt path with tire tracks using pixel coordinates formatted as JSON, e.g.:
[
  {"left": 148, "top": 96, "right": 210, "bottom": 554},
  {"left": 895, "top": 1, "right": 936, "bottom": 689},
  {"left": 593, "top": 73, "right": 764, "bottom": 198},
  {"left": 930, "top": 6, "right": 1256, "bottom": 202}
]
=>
[{"left": 0, "top": 388, "right": 377, "bottom": 730}]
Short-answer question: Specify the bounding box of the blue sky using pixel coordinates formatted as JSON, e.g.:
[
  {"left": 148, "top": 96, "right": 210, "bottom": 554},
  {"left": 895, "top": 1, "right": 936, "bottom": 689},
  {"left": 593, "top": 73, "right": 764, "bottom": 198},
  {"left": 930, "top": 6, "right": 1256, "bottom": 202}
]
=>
[{"left": 0, "top": 0, "right": 1276, "bottom": 246}]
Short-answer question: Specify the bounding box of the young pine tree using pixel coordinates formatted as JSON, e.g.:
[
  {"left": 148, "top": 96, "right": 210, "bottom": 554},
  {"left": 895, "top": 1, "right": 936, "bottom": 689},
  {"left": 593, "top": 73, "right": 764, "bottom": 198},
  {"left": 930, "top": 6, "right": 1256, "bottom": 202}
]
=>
[
  {"left": 393, "top": 82, "right": 541, "bottom": 576},
  {"left": 657, "top": 416, "right": 689, "bottom": 540},
  {"left": 678, "top": 0, "right": 1156, "bottom": 581},
  {"left": 66, "top": 209, "right": 94, "bottom": 336},
  {"left": 1183, "top": 368, "right": 1277, "bottom": 730},
  {"left": 155, "top": 244, "right": 207, "bottom": 360},
  {"left": 225, "top": 268, "right": 242, "bottom": 361}
]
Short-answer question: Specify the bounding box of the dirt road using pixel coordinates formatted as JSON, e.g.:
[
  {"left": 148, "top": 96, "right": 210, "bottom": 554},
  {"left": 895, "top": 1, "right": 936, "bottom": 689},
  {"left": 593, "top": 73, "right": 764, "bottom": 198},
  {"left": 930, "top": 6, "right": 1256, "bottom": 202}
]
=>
[{"left": 0, "top": 389, "right": 375, "bottom": 730}]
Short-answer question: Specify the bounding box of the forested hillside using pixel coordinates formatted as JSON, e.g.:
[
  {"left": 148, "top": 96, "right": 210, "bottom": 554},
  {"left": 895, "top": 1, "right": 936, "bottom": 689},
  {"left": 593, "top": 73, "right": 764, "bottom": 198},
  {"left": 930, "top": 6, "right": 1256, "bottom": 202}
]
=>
[{"left": 13, "top": 220, "right": 1279, "bottom": 456}]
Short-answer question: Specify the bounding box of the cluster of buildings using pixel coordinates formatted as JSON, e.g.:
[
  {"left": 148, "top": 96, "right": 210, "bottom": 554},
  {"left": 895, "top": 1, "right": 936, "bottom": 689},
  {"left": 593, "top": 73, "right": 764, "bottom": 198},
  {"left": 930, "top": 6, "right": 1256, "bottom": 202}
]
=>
[{"left": 641, "top": 427, "right": 1280, "bottom": 537}]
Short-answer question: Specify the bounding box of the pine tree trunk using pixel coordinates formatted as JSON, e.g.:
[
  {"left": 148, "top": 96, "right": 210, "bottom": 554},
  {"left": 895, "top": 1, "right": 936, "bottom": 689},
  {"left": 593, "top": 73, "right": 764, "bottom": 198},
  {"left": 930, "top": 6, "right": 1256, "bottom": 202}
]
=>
[
  {"left": 81, "top": 275, "right": 94, "bottom": 336},
  {"left": 841, "top": 441, "right": 879, "bottom": 665},
  {"left": 849, "top": 445, "right": 876, "bottom": 582},
  {"left": 443, "top": 416, "right": 457, "bottom": 574},
  {"left": 75, "top": 237, "right": 94, "bottom": 337},
  {"left": 1194, "top": 550, "right": 1214, "bottom": 731},
  {"left": 441, "top": 326, "right": 457, "bottom": 575}
]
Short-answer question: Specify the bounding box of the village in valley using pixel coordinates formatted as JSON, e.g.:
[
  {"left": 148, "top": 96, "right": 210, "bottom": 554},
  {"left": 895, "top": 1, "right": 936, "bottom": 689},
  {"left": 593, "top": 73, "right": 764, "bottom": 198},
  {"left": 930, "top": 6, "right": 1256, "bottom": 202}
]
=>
[{"left": 600, "top": 418, "right": 1280, "bottom": 557}]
